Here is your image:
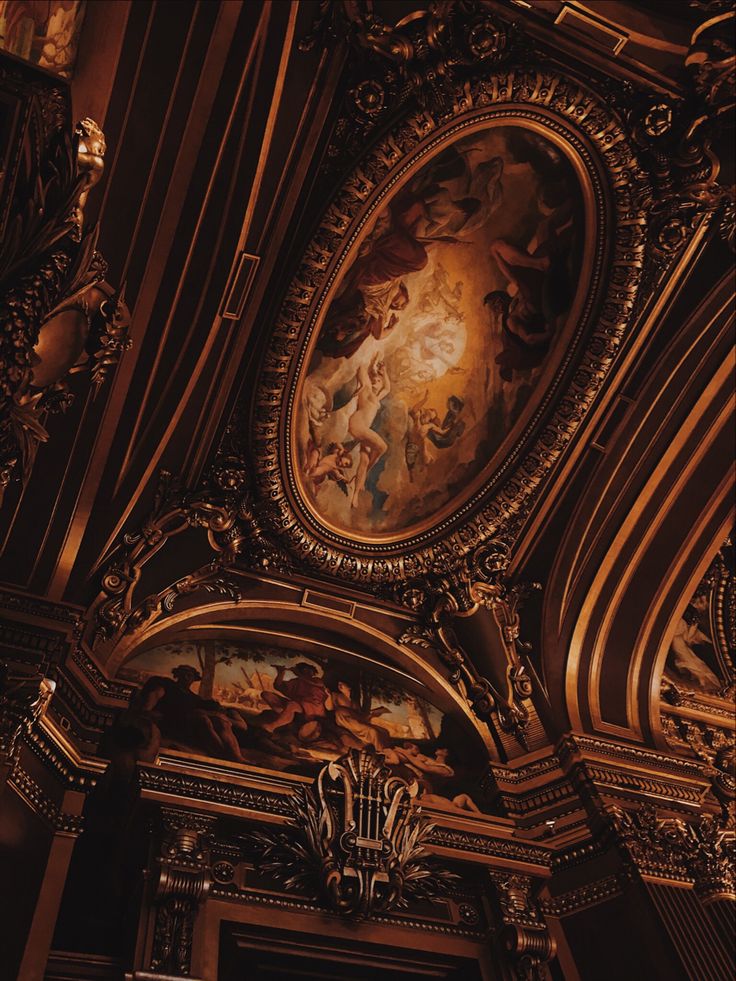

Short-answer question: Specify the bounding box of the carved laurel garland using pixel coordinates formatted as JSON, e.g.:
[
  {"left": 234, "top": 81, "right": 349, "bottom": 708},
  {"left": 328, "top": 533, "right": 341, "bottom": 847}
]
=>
[{"left": 253, "top": 68, "right": 657, "bottom": 584}]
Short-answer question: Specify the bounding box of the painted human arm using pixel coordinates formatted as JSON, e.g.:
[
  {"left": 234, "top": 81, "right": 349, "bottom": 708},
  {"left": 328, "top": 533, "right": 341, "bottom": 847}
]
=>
[
  {"left": 356, "top": 362, "right": 370, "bottom": 390},
  {"left": 409, "top": 390, "right": 428, "bottom": 421},
  {"left": 375, "top": 362, "right": 391, "bottom": 400},
  {"left": 271, "top": 666, "right": 289, "bottom": 695}
]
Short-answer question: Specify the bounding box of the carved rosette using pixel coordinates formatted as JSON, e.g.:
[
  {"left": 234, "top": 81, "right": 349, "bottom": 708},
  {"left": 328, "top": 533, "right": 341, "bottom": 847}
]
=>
[{"left": 251, "top": 65, "right": 656, "bottom": 586}]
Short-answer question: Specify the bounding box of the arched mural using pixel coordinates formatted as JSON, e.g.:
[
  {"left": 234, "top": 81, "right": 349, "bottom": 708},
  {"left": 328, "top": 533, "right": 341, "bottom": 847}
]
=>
[
  {"left": 663, "top": 537, "right": 735, "bottom": 695},
  {"left": 294, "top": 122, "right": 587, "bottom": 538},
  {"left": 117, "top": 640, "right": 490, "bottom": 812},
  {"left": 0, "top": 1, "right": 86, "bottom": 77}
]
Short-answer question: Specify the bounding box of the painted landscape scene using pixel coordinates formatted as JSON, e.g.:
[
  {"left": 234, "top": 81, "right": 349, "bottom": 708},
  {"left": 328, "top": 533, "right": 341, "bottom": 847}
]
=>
[{"left": 117, "top": 640, "right": 490, "bottom": 813}]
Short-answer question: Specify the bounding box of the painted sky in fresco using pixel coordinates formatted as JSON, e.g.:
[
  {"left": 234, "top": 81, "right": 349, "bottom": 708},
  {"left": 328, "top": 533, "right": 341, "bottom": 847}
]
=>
[{"left": 295, "top": 123, "right": 585, "bottom": 537}]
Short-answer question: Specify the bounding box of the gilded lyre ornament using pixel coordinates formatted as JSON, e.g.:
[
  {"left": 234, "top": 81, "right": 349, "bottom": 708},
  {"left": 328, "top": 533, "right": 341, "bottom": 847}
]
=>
[{"left": 251, "top": 746, "right": 458, "bottom": 918}]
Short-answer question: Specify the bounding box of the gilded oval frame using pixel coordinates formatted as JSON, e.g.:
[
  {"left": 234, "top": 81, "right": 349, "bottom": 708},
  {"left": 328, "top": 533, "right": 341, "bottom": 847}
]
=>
[{"left": 253, "top": 68, "right": 649, "bottom": 584}]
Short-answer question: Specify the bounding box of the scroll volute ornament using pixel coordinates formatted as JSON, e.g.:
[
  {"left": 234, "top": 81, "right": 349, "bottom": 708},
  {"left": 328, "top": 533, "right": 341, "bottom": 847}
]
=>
[
  {"left": 488, "top": 870, "right": 557, "bottom": 981},
  {"left": 401, "top": 544, "right": 539, "bottom": 753},
  {"left": 445, "top": 581, "right": 535, "bottom": 739},
  {"left": 149, "top": 808, "right": 214, "bottom": 977}
]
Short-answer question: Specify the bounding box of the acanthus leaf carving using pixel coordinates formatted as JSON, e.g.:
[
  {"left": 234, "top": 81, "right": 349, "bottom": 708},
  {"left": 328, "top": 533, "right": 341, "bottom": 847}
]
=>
[
  {"left": 608, "top": 803, "right": 736, "bottom": 903},
  {"left": 248, "top": 747, "right": 459, "bottom": 918}
]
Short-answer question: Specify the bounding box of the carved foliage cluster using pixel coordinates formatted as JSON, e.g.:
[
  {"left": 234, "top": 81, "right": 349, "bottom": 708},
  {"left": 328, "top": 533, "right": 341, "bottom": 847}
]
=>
[
  {"left": 609, "top": 803, "right": 735, "bottom": 904},
  {"left": 250, "top": 747, "right": 458, "bottom": 918},
  {"left": 0, "top": 62, "right": 131, "bottom": 500},
  {"left": 660, "top": 712, "right": 735, "bottom": 821}
]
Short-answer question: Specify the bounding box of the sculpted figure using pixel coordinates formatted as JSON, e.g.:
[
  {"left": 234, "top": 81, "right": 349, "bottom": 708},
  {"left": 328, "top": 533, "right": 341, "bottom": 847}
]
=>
[{"left": 72, "top": 118, "right": 106, "bottom": 237}]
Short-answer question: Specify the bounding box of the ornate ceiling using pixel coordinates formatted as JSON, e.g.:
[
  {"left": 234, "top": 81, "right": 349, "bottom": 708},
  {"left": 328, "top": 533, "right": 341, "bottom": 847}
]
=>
[
  {"left": 0, "top": 5, "right": 734, "bottom": 977},
  {"left": 0, "top": 0, "right": 733, "bottom": 759}
]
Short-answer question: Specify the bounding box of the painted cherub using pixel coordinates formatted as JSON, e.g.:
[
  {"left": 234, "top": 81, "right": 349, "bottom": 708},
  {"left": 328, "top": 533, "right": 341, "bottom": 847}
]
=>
[{"left": 305, "top": 441, "right": 355, "bottom": 496}]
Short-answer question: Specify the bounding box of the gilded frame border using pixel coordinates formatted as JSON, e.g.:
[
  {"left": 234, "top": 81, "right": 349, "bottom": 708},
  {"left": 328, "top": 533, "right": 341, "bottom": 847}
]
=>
[{"left": 254, "top": 68, "right": 650, "bottom": 584}]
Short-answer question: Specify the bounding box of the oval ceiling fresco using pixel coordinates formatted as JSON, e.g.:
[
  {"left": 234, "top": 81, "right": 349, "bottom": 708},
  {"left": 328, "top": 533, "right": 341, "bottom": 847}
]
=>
[{"left": 292, "top": 121, "right": 591, "bottom": 540}]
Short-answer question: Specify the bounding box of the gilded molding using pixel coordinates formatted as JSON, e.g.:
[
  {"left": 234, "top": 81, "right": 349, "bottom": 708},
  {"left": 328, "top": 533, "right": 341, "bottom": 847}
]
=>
[
  {"left": 253, "top": 65, "right": 648, "bottom": 583},
  {"left": 556, "top": 733, "right": 710, "bottom": 780},
  {"left": 7, "top": 764, "right": 83, "bottom": 834},
  {"left": 541, "top": 873, "right": 626, "bottom": 916},
  {"left": 71, "top": 646, "right": 132, "bottom": 703},
  {"left": 608, "top": 803, "right": 735, "bottom": 902},
  {"left": 210, "top": 884, "right": 485, "bottom": 938},
  {"left": 138, "top": 766, "right": 292, "bottom": 818}
]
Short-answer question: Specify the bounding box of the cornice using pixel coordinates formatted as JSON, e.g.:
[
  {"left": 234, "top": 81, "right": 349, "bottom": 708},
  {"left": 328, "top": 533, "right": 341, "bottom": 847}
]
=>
[
  {"left": 0, "top": 590, "right": 83, "bottom": 628},
  {"left": 211, "top": 884, "right": 487, "bottom": 939},
  {"left": 7, "top": 763, "right": 84, "bottom": 835},
  {"left": 542, "top": 873, "right": 627, "bottom": 917},
  {"left": 70, "top": 646, "right": 132, "bottom": 703},
  {"left": 557, "top": 733, "right": 711, "bottom": 782}
]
